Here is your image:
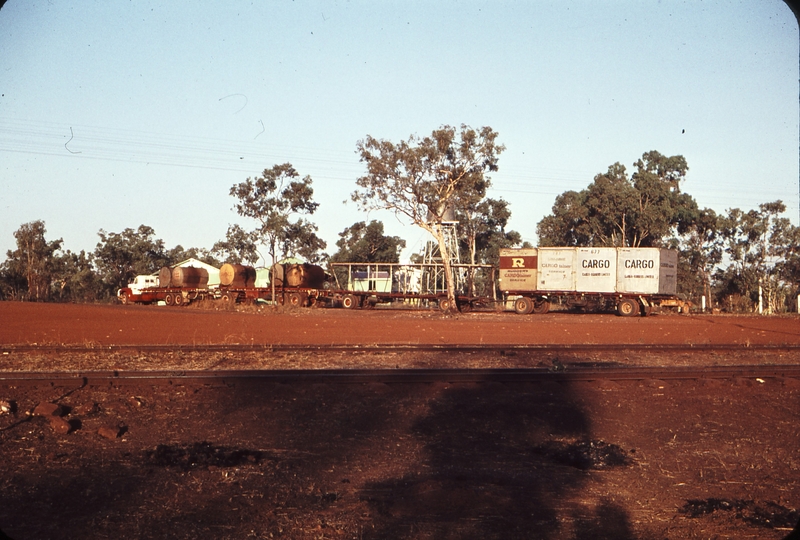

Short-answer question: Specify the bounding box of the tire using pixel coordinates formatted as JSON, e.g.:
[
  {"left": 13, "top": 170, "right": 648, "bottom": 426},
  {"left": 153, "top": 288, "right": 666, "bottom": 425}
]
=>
[
  {"left": 341, "top": 294, "right": 359, "bottom": 309},
  {"left": 119, "top": 293, "right": 129, "bottom": 305},
  {"left": 288, "top": 292, "right": 306, "bottom": 307},
  {"left": 458, "top": 301, "right": 473, "bottom": 313},
  {"left": 617, "top": 298, "right": 640, "bottom": 317},
  {"left": 164, "top": 293, "right": 174, "bottom": 306},
  {"left": 174, "top": 293, "right": 184, "bottom": 306},
  {"left": 514, "top": 297, "right": 533, "bottom": 315},
  {"left": 532, "top": 299, "right": 550, "bottom": 314},
  {"left": 438, "top": 297, "right": 452, "bottom": 312}
]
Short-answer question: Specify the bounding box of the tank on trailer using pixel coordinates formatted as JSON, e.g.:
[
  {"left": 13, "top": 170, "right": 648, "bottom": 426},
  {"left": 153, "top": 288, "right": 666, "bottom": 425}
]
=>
[
  {"left": 158, "top": 267, "right": 172, "bottom": 288},
  {"left": 171, "top": 266, "right": 209, "bottom": 288},
  {"left": 283, "top": 263, "right": 327, "bottom": 288},
  {"left": 219, "top": 263, "right": 257, "bottom": 288}
]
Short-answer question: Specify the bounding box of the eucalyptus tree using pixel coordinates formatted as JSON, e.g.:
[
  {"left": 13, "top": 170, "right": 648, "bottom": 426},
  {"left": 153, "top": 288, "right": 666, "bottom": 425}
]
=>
[
  {"left": 229, "top": 163, "right": 326, "bottom": 302},
  {"left": 537, "top": 151, "right": 699, "bottom": 248},
  {"left": 715, "top": 201, "right": 799, "bottom": 312},
  {"left": 351, "top": 124, "right": 504, "bottom": 312},
  {"left": 211, "top": 224, "right": 261, "bottom": 265},
  {"left": 3, "top": 220, "right": 63, "bottom": 301},
  {"left": 330, "top": 220, "right": 405, "bottom": 264},
  {"left": 94, "top": 225, "right": 169, "bottom": 297}
]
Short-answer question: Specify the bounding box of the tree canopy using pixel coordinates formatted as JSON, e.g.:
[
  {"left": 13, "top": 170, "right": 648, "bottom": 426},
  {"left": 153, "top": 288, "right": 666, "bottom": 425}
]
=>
[
  {"left": 1, "top": 220, "right": 62, "bottom": 301},
  {"left": 537, "top": 151, "right": 698, "bottom": 248},
  {"left": 352, "top": 124, "right": 504, "bottom": 311},
  {"left": 229, "top": 163, "right": 326, "bottom": 266},
  {"left": 330, "top": 220, "right": 405, "bottom": 264}
]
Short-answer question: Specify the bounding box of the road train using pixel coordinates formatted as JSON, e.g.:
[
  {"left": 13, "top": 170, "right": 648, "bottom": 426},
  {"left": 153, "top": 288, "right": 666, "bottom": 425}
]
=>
[{"left": 117, "top": 247, "right": 689, "bottom": 316}]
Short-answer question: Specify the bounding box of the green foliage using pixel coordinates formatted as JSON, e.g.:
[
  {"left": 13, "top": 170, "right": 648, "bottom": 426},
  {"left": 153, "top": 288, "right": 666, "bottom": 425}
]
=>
[
  {"left": 330, "top": 221, "right": 405, "bottom": 264},
  {"left": 2, "top": 220, "right": 63, "bottom": 301},
  {"left": 229, "top": 163, "right": 326, "bottom": 267},
  {"left": 352, "top": 124, "right": 504, "bottom": 309},
  {"left": 457, "top": 197, "right": 524, "bottom": 266},
  {"left": 52, "top": 250, "right": 101, "bottom": 302},
  {"left": 211, "top": 224, "right": 260, "bottom": 265},
  {"left": 714, "top": 201, "right": 800, "bottom": 312},
  {"left": 93, "top": 225, "right": 170, "bottom": 298},
  {"left": 674, "top": 208, "right": 723, "bottom": 306},
  {"left": 538, "top": 151, "right": 698, "bottom": 248}
]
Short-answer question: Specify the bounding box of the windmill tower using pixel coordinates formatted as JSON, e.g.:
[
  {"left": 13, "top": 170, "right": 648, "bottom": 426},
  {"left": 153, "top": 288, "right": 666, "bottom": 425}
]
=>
[{"left": 421, "top": 206, "right": 464, "bottom": 293}]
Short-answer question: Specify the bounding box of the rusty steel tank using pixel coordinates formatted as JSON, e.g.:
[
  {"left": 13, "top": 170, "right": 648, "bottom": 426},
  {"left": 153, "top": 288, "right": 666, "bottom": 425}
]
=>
[
  {"left": 283, "top": 263, "right": 327, "bottom": 288},
  {"left": 219, "top": 263, "right": 257, "bottom": 288},
  {"left": 170, "top": 266, "right": 209, "bottom": 288},
  {"left": 158, "top": 266, "right": 172, "bottom": 288}
]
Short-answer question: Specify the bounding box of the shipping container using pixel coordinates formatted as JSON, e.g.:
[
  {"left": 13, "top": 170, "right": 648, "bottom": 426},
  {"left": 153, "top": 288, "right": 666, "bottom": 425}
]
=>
[
  {"left": 576, "top": 247, "right": 616, "bottom": 293},
  {"left": 498, "top": 248, "right": 538, "bottom": 291},
  {"left": 537, "top": 247, "right": 576, "bottom": 291},
  {"left": 498, "top": 246, "right": 685, "bottom": 316}
]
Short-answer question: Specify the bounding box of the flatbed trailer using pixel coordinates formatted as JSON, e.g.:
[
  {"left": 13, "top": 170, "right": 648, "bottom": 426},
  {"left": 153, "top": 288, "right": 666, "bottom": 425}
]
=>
[
  {"left": 118, "top": 260, "right": 498, "bottom": 312},
  {"left": 118, "top": 286, "right": 215, "bottom": 306},
  {"left": 502, "top": 289, "right": 690, "bottom": 316},
  {"left": 499, "top": 247, "right": 691, "bottom": 316}
]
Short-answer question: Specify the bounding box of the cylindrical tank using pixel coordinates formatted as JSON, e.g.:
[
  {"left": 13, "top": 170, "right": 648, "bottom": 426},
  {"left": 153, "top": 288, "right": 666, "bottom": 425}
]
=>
[
  {"left": 171, "top": 266, "right": 209, "bottom": 288},
  {"left": 219, "top": 263, "right": 257, "bottom": 287},
  {"left": 284, "top": 263, "right": 327, "bottom": 288},
  {"left": 271, "top": 263, "right": 285, "bottom": 287},
  {"left": 158, "top": 266, "right": 172, "bottom": 288}
]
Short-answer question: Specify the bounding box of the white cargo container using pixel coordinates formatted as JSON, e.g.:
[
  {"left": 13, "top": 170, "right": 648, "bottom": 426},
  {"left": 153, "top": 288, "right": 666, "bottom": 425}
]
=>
[
  {"left": 537, "top": 248, "right": 576, "bottom": 291},
  {"left": 576, "top": 247, "right": 617, "bottom": 293},
  {"left": 616, "top": 248, "right": 667, "bottom": 294},
  {"left": 498, "top": 246, "right": 685, "bottom": 316}
]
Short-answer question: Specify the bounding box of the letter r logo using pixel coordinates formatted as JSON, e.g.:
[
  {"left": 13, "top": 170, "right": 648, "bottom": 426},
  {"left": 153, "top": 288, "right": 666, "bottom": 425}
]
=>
[{"left": 512, "top": 258, "right": 525, "bottom": 268}]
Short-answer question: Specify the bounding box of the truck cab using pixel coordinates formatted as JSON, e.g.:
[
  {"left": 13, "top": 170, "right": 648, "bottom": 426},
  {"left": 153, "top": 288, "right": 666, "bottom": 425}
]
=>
[{"left": 118, "top": 275, "right": 159, "bottom": 304}]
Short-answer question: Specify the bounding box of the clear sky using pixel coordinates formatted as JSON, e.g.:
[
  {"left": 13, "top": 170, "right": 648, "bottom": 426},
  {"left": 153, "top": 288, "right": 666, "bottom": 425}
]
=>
[{"left": 1, "top": 0, "right": 798, "bottom": 264}]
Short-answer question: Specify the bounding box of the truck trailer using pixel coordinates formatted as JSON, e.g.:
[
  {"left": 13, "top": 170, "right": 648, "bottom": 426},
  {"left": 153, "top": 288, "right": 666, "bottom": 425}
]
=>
[{"left": 499, "top": 247, "right": 690, "bottom": 316}]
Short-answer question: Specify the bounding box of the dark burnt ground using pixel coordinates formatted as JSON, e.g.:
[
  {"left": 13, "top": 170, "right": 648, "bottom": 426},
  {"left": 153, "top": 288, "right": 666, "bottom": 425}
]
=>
[{"left": 0, "top": 365, "right": 798, "bottom": 539}]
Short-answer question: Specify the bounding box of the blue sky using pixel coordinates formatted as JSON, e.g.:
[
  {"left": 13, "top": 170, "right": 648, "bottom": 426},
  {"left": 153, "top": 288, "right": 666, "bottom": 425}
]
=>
[{"left": 1, "top": 0, "right": 797, "bottom": 264}]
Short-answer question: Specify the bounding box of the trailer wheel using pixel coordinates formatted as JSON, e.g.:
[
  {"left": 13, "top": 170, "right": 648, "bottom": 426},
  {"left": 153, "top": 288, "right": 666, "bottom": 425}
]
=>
[
  {"left": 514, "top": 297, "right": 533, "bottom": 315},
  {"left": 458, "top": 301, "right": 473, "bottom": 313},
  {"left": 438, "top": 297, "right": 452, "bottom": 312},
  {"left": 164, "top": 293, "right": 175, "bottom": 306},
  {"left": 174, "top": 294, "right": 184, "bottom": 306},
  {"left": 532, "top": 299, "right": 550, "bottom": 314},
  {"left": 617, "top": 298, "right": 640, "bottom": 317},
  {"left": 288, "top": 292, "right": 306, "bottom": 307},
  {"left": 341, "top": 294, "right": 359, "bottom": 309}
]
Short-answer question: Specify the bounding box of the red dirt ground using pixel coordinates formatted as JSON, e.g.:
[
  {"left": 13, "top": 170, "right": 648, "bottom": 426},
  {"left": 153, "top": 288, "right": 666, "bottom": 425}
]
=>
[
  {"left": 1, "top": 302, "right": 798, "bottom": 348},
  {"left": 0, "top": 302, "right": 799, "bottom": 540}
]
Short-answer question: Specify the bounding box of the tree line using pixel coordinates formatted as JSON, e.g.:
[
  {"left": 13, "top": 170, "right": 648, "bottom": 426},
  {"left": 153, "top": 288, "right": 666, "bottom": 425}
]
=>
[
  {"left": 1, "top": 125, "right": 798, "bottom": 312},
  {"left": 537, "top": 151, "right": 800, "bottom": 313}
]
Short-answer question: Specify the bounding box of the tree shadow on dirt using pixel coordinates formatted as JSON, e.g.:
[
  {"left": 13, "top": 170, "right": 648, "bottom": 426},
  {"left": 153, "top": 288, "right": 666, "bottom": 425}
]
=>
[
  {"left": 0, "top": 378, "right": 642, "bottom": 539},
  {"left": 359, "top": 380, "right": 637, "bottom": 539}
]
